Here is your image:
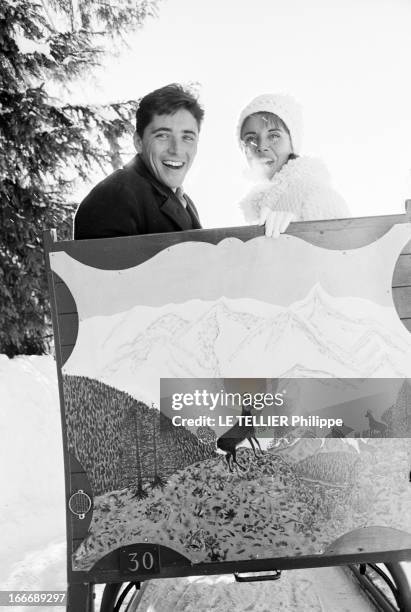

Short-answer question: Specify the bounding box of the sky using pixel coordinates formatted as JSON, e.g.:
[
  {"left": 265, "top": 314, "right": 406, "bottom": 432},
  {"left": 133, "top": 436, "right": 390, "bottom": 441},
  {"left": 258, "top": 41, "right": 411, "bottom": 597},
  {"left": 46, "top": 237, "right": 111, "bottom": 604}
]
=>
[{"left": 73, "top": 0, "right": 411, "bottom": 228}]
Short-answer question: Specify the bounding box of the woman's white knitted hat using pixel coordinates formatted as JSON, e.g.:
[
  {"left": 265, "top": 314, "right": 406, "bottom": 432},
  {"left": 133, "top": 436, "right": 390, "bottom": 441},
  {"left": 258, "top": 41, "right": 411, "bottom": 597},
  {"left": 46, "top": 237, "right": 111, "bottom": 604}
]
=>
[{"left": 237, "top": 93, "right": 303, "bottom": 154}]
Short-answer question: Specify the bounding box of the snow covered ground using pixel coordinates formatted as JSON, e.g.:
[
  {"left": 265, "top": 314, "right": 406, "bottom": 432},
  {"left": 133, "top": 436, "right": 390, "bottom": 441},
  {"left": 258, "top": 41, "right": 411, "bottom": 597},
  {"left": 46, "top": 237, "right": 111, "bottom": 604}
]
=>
[
  {"left": 0, "top": 355, "right": 65, "bottom": 584},
  {"left": 0, "top": 354, "right": 407, "bottom": 611}
]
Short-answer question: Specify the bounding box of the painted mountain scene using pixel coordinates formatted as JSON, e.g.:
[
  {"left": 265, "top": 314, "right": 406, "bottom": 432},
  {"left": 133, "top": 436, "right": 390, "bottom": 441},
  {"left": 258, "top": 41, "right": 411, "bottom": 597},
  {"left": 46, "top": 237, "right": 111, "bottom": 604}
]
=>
[
  {"left": 63, "top": 365, "right": 411, "bottom": 572},
  {"left": 50, "top": 226, "right": 411, "bottom": 571}
]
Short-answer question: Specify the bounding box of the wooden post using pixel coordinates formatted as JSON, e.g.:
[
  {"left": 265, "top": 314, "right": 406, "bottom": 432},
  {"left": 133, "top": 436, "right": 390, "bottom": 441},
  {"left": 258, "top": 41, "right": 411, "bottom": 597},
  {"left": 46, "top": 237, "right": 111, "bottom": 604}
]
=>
[{"left": 67, "top": 583, "right": 94, "bottom": 611}]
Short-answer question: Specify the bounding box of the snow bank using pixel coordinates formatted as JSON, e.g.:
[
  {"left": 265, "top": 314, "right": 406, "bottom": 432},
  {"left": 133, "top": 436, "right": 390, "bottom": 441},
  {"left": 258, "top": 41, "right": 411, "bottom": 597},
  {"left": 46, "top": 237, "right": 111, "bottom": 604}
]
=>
[{"left": 0, "top": 355, "right": 65, "bottom": 586}]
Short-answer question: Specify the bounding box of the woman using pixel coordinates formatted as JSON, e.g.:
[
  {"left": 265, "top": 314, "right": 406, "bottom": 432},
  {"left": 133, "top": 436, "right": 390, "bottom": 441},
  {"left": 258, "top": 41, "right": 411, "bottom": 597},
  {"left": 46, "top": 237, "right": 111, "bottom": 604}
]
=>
[{"left": 237, "top": 94, "right": 350, "bottom": 236}]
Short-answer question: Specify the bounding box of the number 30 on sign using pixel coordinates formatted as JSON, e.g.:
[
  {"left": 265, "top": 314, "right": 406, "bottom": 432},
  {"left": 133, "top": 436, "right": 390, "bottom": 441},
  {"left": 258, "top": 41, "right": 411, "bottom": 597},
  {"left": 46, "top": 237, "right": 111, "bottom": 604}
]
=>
[{"left": 119, "top": 545, "right": 160, "bottom": 576}]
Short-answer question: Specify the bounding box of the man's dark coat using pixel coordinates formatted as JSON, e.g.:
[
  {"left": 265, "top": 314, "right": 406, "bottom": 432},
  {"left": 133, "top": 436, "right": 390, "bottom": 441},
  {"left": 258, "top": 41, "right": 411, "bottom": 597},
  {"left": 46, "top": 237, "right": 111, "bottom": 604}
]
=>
[{"left": 74, "top": 155, "right": 202, "bottom": 240}]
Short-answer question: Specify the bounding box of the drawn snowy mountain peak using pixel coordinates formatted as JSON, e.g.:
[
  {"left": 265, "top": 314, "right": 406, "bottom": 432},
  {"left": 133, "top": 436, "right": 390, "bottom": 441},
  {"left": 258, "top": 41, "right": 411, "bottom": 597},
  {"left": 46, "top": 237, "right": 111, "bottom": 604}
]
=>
[
  {"left": 294, "top": 282, "right": 409, "bottom": 351},
  {"left": 101, "top": 312, "right": 190, "bottom": 375},
  {"left": 293, "top": 282, "right": 364, "bottom": 319}
]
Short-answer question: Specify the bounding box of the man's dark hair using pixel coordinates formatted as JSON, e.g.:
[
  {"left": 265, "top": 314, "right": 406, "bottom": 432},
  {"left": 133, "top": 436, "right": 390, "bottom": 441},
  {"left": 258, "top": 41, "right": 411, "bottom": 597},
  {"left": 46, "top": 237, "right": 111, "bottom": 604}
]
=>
[{"left": 136, "top": 83, "right": 204, "bottom": 137}]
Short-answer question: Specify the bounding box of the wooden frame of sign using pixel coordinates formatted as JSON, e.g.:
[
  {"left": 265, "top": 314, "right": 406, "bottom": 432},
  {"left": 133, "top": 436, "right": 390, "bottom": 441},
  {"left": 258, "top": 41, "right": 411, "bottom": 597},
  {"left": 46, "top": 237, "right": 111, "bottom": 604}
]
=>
[{"left": 44, "top": 206, "right": 411, "bottom": 611}]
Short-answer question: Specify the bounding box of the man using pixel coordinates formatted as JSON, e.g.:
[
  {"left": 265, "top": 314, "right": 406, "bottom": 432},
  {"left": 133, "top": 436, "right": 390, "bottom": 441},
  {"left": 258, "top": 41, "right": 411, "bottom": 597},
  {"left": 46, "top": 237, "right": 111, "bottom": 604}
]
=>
[{"left": 74, "top": 83, "right": 203, "bottom": 240}]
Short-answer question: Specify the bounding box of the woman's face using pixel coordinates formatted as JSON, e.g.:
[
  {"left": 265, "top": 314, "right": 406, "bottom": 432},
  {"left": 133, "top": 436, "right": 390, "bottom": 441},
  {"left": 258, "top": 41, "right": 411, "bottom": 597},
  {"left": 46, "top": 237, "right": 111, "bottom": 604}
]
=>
[{"left": 241, "top": 113, "right": 293, "bottom": 180}]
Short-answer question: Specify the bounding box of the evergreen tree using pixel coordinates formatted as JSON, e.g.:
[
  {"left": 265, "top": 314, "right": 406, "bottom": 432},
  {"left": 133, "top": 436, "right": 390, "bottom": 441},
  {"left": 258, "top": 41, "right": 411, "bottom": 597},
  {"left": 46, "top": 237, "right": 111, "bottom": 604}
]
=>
[
  {"left": 151, "top": 410, "right": 166, "bottom": 488},
  {"left": 0, "top": 0, "right": 158, "bottom": 356},
  {"left": 131, "top": 413, "right": 147, "bottom": 499}
]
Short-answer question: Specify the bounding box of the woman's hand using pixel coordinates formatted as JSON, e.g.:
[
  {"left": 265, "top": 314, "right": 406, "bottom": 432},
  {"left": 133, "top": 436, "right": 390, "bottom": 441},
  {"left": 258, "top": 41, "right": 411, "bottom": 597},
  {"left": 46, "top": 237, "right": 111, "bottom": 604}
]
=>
[{"left": 258, "top": 207, "right": 296, "bottom": 238}]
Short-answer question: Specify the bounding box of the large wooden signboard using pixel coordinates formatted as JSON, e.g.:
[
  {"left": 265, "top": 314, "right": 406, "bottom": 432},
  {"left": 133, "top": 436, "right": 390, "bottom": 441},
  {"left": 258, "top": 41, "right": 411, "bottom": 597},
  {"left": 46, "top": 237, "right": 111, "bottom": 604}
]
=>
[{"left": 44, "top": 213, "right": 411, "bottom": 602}]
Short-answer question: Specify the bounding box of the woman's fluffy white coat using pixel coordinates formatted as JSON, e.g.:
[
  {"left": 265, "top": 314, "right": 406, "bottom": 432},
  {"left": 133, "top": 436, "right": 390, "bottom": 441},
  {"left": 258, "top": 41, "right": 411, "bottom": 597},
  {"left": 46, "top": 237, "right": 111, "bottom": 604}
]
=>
[{"left": 239, "top": 156, "right": 350, "bottom": 223}]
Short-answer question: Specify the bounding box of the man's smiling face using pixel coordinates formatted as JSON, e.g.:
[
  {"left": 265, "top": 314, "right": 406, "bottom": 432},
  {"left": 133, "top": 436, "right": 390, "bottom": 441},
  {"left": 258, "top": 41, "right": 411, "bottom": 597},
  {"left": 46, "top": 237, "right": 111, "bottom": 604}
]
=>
[{"left": 134, "top": 108, "right": 199, "bottom": 191}]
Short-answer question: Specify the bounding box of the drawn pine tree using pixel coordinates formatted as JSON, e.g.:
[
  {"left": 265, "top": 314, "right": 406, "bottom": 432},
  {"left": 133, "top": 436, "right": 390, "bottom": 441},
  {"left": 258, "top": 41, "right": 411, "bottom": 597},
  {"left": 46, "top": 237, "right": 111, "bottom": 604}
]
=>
[
  {"left": 151, "top": 410, "right": 166, "bottom": 489},
  {"left": 131, "top": 413, "right": 147, "bottom": 499}
]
